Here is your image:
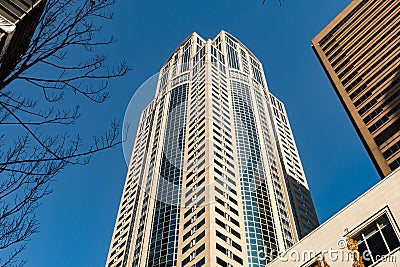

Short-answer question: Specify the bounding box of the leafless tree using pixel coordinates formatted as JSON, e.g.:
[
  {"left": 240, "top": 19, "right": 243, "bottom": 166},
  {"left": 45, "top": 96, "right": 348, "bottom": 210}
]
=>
[{"left": 0, "top": 0, "right": 129, "bottom": 265}]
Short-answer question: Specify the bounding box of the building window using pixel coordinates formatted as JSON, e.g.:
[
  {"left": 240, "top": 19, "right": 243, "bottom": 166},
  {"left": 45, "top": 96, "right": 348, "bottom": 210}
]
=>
[
  {"left": 306, "top": 257, "right": 329, "bottom": 267},
  {"left": 354, "top": 214, "right": 400, "bottom": 266}
]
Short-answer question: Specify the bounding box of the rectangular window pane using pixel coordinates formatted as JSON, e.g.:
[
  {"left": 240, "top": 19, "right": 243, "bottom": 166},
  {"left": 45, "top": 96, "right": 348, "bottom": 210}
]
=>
[
  {"left": 382, "top": 224, "right": 400, "bottom": 251},
  {"left": 366, "top": 232, "right": 389, "bottom": 259},
  {"left": 358, "top": 241, "right": 373, "bottom": 266}
]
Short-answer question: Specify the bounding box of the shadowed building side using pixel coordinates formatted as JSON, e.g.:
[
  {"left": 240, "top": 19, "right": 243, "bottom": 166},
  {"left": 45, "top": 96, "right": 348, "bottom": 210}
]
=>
[
  {"left": 0, "top": 0, "right": 45, "bottom": 82},
  {"left": 267, "top": 93, "right": 319, "bottom": 239}
]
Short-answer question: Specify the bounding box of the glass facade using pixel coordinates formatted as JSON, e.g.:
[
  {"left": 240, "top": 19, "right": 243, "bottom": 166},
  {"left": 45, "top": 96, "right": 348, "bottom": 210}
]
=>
[
  {"left": 147, "top": 84, "right": 188, "bottom": 266},
  {"left": 106, "top": 31, "right": 319, "bottom": 267},
  {"left": 230, "top": 80, "right": 279, "bottom": 266}
]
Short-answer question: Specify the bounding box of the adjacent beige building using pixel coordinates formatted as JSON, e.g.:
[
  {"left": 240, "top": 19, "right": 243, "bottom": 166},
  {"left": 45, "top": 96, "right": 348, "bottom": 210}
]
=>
[
  {"left": 106, "top": 31, "right": 319, "bottom": 267},
  {"left": 297, "top": 2, "right": 400, "bottom": 266},
  {"left": 312, "top": 0, "right": 400, "bottom": 178},
  {"left": 267, "top": 168, "right": 400, "bottom": 267}
]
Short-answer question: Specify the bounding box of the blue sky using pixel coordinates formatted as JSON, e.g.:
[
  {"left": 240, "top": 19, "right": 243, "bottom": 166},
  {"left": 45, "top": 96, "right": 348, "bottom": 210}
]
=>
[{"left": 17, "top": 0, "right": 381, "bottom": 266}]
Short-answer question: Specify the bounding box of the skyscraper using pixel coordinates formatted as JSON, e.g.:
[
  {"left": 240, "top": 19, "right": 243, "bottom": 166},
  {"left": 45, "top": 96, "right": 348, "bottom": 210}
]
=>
[
  {"left": 106, "top": 31, "right": 318, "bottom": 267},
  {"left": 312, "top": 0, "right": 400, "bottom": 178}
]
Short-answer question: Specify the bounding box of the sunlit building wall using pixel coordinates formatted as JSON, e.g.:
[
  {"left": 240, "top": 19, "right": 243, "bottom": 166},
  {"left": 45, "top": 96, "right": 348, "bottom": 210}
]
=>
[
  {"left": 312, "top": 0, "right": 400, "bottom": 178},
  {"left": 106, "top": 31, "right": 318, "bottom": 267}
]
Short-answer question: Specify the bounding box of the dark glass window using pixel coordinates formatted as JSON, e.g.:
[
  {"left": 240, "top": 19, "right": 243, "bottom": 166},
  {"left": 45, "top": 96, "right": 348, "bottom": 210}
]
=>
[{"left": 355, "top": 214, "right": 400, "bottom": 266}]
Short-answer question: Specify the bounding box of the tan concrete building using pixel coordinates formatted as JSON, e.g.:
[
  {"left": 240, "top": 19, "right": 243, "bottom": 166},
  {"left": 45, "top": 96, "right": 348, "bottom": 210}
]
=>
[
  {"left": 106, "top": 31, "right": 319, "bottom": 267},
  {"left": 0, "top": 0, "right": 45, "bottom": 82},
  {"left": 312, "top": 0, "right": 400, "bottom": 178},
  {"left": 266, "top": 168, "right": 400, "bottom": 267}
]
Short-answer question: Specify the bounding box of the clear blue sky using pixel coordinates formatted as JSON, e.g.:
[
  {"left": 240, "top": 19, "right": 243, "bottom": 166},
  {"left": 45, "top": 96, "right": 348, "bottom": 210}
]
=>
[{"left": 19, "top": 0, "right": 380, "bottom": 266}]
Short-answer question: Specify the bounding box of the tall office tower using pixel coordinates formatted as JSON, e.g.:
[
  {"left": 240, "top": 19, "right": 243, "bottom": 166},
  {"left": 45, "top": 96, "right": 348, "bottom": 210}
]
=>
[
  {"left": 106, "top": 31, "right": 318, "bottom": 267},
  {"left": 312, "top": 0, "right": 400, "bottom": 178}
]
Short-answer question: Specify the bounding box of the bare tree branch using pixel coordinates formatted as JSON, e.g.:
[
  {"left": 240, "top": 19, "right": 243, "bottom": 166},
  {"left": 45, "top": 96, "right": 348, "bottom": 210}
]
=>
[{"left": 0, "top": 0, "right": 129, "bottom": 265}]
